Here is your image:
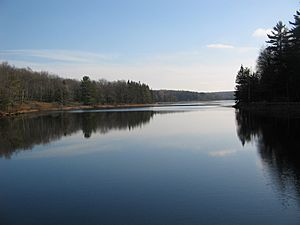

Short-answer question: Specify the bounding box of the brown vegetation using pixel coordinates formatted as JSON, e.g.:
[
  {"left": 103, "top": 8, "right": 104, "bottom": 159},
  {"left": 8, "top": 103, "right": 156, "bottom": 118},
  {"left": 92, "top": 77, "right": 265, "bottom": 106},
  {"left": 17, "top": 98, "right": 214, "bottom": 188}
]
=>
[{"left": 0, "top": 101, "right": 154, "bottom": 117}]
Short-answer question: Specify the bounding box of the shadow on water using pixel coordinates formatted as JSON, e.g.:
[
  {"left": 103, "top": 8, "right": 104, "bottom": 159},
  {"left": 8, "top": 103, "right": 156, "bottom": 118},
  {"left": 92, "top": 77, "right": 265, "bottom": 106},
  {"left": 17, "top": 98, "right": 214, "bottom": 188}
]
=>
[
  {"left": 0, "top": 111, "right": 160, "bottom": 158},
  {"left": 235, "top": 109, "right": 300, "bottom": 206}
]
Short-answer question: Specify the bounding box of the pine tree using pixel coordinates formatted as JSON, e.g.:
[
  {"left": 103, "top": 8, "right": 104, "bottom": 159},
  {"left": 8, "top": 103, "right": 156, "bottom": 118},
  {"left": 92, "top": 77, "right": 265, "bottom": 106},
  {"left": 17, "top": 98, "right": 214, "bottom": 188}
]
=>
[
  {"left": 266, "top": 21, "right": 291, "bottom": 100},
  {"left": 289, "top": 10, "right": 300, "bottom": 100},
  {"left": 80, "top": 76, "right": 93, "bottom": 105},
  {"left": 290, "top": 10, "right": 300, "bottom": 49},
  {"left": 235, "top": 65, "right": 251, "bottom": 103},
  {"left": 267, "top": 21, "right": 290, "bottom": 60}
]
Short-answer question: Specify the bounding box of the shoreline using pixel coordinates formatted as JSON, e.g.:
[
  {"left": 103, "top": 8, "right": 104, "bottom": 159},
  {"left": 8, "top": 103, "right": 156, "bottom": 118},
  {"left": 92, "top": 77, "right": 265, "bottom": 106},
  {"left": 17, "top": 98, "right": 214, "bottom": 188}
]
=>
[
  {"left": 0, "top": 102, "right": 157, "bottom": 118},
  {"left": 0, "top": 100, "right": 234, "bottom": 118}
]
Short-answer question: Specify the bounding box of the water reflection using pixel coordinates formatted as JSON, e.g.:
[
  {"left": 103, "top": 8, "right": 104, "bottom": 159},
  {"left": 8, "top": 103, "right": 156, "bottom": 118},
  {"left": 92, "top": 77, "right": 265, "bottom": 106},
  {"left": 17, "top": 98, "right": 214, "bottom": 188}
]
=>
[
  {"left": 236, "top": 109, "right": 300, "bottom": 205},
  {"left": 0, "top": 105, "right": 299, "bottom": 224},
  {"left": 0, "top": 111, "right": 157, "bottom": 158}
]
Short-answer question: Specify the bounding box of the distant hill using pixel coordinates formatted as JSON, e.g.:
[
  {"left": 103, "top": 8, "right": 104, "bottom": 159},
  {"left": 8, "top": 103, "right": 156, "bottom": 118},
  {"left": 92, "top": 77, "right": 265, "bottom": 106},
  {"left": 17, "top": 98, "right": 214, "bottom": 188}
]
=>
[{"left": 153, "top": 90, "right": 234, "bottom": 102}]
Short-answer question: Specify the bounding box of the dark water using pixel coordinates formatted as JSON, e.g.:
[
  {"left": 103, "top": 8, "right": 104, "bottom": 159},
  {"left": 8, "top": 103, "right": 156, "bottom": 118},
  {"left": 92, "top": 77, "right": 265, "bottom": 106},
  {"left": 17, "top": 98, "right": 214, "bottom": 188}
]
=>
[{"left": 0, "top": 101, "right": 299, "bottom": 225}]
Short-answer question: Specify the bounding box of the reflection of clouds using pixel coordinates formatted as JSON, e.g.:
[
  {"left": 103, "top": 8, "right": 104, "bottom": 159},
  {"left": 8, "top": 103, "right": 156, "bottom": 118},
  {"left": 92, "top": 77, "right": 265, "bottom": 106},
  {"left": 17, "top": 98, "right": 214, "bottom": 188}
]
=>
[
  {"left": 209, "top": 149, "right": 237, "bottom": 157},
  {"left": 18, "top": 144, "right": 91, "bottom": 159},
  {"left": 0, "top": 49, "right": 118, "bottom": 63},
  {"left": 17, "top": 139, "right": 121, "bottom": 159}
]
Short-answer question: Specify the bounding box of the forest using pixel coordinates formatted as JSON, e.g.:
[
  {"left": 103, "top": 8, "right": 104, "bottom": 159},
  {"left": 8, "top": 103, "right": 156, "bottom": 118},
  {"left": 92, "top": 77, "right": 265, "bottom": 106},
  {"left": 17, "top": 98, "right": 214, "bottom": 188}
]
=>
[
  {"left": 0, "top": 61, "right": 235, "bottom": 112},
  {"left": 153, "top": 90, "right": 233, "bottom": 102},
  {"left": 0, "top": 62, "right": 153, "bottom": 111},
  {"left": 235, "top": 9, "right": 300, "bottom": 103}
]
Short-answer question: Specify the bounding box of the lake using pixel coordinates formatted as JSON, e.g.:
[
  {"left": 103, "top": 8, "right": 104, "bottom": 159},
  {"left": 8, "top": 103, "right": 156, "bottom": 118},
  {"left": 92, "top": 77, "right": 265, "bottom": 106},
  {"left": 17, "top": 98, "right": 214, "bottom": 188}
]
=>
[{"left": 0, "top": 101, "right": 299, "bottom": 225}]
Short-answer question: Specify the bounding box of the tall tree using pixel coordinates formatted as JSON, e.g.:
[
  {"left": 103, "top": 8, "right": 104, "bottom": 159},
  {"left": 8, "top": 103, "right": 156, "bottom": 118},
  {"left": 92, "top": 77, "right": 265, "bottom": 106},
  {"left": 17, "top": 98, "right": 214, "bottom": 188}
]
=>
[
  {"left": 290, "top": 10, "right": 300, "bottom": 49},
  {"left": 267, "top": 21, "right": 290, "bottom": 60},
  {"left": 266, "top": 21, "right": 291, "bottom": 100},
  {"left": 235, "top": 65, "right": 251, "bottom": 103},
  {"left": 80, "top": 76, "right": 95, "bottom": 105},
  {"left": 289, "top": 10, "right": 300, "bottom": 100},
  {"left": 256, "top": 48, "right": 275, "bottom": 101}
]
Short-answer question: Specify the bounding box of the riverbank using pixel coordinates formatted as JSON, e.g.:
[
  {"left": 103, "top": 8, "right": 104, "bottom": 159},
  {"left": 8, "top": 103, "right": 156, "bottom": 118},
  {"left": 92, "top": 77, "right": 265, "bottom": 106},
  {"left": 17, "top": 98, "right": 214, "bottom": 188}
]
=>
[
  {"left": 0, "top": 101, "right": 155, "bottom": 117},
  {"left": 0, "top": 100, "right": 234, "bottom": 118},
  {"left": 234, "top": 102, "right": 300, "bottom": 117}
]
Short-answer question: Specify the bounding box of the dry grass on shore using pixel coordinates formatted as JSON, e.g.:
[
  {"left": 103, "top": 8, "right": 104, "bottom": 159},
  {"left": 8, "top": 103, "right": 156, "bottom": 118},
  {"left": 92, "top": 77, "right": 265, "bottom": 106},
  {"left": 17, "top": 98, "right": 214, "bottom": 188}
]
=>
[{"left": 0, "top": 101, "right": 152, "bottom": 117}]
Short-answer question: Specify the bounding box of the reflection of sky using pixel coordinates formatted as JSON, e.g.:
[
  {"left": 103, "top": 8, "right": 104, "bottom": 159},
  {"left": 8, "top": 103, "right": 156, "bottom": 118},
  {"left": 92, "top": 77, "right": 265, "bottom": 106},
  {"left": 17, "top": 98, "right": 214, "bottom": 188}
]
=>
[
  {"left": 14, "top": 106, "right": 242, "bottom": 159},
  {"left": 68, "top": 100, "right": 236, "bottom": 113}
]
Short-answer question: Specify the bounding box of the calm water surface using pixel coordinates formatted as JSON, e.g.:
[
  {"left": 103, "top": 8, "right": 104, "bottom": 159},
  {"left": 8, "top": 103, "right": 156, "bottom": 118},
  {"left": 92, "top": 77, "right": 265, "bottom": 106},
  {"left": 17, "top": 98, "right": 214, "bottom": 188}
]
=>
[{"left": 0, "top": 101, "right": 299, "bottom": 225}]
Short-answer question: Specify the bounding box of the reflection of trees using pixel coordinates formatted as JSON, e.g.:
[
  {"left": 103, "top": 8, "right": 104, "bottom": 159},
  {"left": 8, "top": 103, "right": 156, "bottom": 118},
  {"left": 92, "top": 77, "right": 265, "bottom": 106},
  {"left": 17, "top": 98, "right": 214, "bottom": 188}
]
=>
[
  {"left": 0, "top": 111, "right": 156, "bottom": 158},
  {"left": 236, "top": 110, "right": 300, "bottom": 205},
  {"left": 80, "top": 111, "right": 155, "bottom": 137}
]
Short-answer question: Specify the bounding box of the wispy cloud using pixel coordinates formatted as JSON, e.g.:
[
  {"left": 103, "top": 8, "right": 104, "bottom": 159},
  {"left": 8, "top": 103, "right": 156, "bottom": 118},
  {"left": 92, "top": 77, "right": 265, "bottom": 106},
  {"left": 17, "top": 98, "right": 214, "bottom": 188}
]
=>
[
  {"left": 209, "top": 149, "right": 237, "bottom": 157},
  {"left": 252, "top": 28, "right": 272, "bottom": 38},
  {"left": 0, "top": 47, "right": 257, "bottom": 91},
  {"left": 206, "top": 44, "right": 258, "bottom": 54},
  {"left": 2, "top": 59, "right": 242, "bottom": 91},
  {"left": 0, "top": 49, "right": 119, "bottom": 63},
  {"left": 206, "top": 44, "right": 234, "bottom": 49}
]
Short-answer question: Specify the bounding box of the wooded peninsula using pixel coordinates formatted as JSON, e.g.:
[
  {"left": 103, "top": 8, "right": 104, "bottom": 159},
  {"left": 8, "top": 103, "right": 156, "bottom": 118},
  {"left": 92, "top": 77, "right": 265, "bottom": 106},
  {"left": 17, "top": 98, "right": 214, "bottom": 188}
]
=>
[{"left": 235, "top": 9, "right": 300, "bottom": 110}]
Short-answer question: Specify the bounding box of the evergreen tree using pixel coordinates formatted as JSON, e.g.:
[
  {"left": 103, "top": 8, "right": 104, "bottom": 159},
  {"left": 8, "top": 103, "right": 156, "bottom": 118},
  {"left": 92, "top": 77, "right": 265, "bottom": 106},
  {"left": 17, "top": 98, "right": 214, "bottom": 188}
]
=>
[
  {"left": 236, "top": 10, "right": 300, "bottom": 104},
  {"left": 235, "top": 65, "right": 251, "bottom": 103},
  {"left": 267, "top": 21, "right": 290, "bottom": 60},
  {"left": 266, "top": 21, "right": 291, "bottom": 100},
  {"left": 290, "top": 10, "right": 300, "bottom": 50},
  {"left": 289, "top": 10, "right": 300, "bottom": 100},
  {"left": 256, "top": 48, "right": 275, "bottom": 101},
  {"left": 80, "top": 76, "right": 94, "bottom": 105}
]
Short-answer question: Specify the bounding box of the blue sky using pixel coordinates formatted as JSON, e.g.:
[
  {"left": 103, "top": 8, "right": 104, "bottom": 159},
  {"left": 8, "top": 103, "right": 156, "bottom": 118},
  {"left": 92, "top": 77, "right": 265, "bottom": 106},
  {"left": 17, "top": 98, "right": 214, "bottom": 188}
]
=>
[{"left": 0, "top": 0, "right": 299, "bottom": 91}]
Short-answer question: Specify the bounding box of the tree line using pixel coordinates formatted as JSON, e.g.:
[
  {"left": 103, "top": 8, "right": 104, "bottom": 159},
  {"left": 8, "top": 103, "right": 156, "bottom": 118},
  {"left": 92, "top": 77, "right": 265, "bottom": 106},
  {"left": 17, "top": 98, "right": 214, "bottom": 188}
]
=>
[
  {"left": 153, "top": 90, "right": 234, "bottom": 102},
  {"left": 0, "top": 62, "right": 153, "bottom": 110},
  {"left": 235, "top": 9, "right": 300, "bottom": 103}
]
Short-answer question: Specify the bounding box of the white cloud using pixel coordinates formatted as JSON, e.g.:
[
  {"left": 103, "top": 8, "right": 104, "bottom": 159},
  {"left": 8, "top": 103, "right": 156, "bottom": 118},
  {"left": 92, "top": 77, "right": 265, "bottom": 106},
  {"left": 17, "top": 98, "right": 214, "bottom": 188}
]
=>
[
  {"left": 252, "top": 28, "right": 272, "bottom": 38},
  {"left": 0, "top": 49, "right": 119, "bottom": 63},
  {"left": 209, "top": 149, "right": 237, "bottom": 157},
  {"left": 206, "top": 44, "right": 258, "bottom": 54},
  {"left": 206, "top": 44, "right": 234, "bottom": 49}
]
